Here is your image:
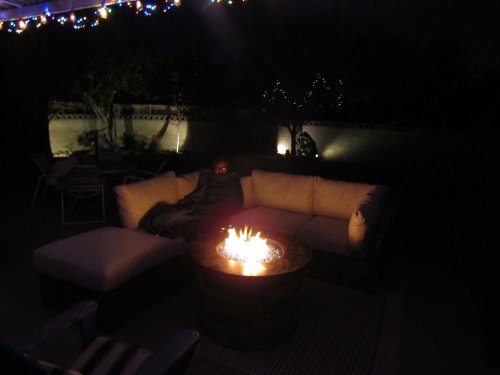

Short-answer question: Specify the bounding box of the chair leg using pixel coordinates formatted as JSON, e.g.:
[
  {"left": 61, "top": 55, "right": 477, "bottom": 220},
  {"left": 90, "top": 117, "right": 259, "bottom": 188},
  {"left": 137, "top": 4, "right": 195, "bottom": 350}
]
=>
[
  {"left": 61, "top": 191, "right": 66, "bottom": 225},
  {"left": 32, "top": 175, "right": 43, "bottom": 207},
  {"left": 61, "top": 188, "right": 106, "bottom": 225},
  {"left": 101, "top": 185, "right": 106, "bottom": 223}
]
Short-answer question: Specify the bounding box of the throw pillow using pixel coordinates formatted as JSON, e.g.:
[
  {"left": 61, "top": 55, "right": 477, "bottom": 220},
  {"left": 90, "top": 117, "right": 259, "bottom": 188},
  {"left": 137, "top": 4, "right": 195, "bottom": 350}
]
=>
[
  {"left": 348, "top": 186, "right": 388, "bottom": 253},
  {"left": 348, "top": 210, "right": 367, "bottom": 253}
]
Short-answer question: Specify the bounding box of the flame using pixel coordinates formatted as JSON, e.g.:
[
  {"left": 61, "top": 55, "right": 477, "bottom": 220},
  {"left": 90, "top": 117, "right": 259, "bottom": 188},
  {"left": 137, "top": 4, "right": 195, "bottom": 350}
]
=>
[
  {"left": 242, "top": 261, "right": 266, "bottom": 276},
  {"left": 224, "top": 227, "right": 269, "bottom": 263},
  {"left": 217, "top": 226, "right": 284, "bottom": 276}
]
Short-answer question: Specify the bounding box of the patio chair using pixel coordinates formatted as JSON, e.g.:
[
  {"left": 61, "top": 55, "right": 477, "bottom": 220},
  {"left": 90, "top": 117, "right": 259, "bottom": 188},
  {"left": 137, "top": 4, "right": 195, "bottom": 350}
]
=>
[
  {"left": 32, "top": 153, "right": 55, "bottom": 207},
  {"left": 61, "top": 165, "right": 106, "bottom": 225},
  {"left": 0, "top": 300, "right": 200, "bottom": 375},
  {"left": 32, "top": 153, "right": 80, "bottom": 207}
]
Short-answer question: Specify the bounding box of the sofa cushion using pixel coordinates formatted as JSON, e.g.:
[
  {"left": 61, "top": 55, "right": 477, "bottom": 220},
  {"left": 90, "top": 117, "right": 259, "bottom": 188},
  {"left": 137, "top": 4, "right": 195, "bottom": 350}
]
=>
[
  {"left": 348, "top": 186, "right": 388, "bottom": 251},
  {"left": 176, "top": 171, "right": 199, "bottom": 199},
  {"left": 313, "top": 177, "right": 383, "bottom": 220},
  {"left": 114, "top": 171, "right": 178, "bottom": 230},
  {"left": 252, "top": 170, "right": 314, "bottom": 215},
  {"left": 33, "top": 227, "right": 187, "bottom": 293},
  {"left": 239, "top": 175, "right": 254, "bottom": 208},
  {"left": 295, "top": 216, "right": 360, "bottom": 258},
  {"left": 229, "top": 206, "right": 313, "bottom": 236}
]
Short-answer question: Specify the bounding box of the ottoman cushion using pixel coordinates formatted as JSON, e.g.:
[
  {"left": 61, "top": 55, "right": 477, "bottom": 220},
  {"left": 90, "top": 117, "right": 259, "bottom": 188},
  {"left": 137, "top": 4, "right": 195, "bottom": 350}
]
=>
[{"left": 33, "top": 227, "right": 187, "bottom": 293}]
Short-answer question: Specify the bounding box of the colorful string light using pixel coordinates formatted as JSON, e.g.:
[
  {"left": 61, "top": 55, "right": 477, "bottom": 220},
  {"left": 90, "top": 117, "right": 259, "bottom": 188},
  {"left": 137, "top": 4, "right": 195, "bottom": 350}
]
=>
[{"left": 1, "top": 0, "right": 246, "bottom": 33}]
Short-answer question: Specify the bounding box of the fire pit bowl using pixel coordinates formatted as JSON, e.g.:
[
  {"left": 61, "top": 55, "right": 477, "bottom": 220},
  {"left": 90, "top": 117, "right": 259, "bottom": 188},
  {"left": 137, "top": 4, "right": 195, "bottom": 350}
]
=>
[{"left": 191, "top": 230, "right": 312, "bottom": 350}]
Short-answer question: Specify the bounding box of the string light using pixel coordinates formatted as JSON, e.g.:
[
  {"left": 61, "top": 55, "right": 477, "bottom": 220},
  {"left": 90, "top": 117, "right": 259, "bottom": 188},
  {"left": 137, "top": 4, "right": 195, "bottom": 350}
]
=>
[
  {"left": 18, "top": 19, "right": 27, "bottom": 30},
  {"left": 1, "top": 0, "right": 245, "bottom": 33},
  {"left": 98, "top": 5, "right": 108, "bottom": 19},
  {"left": 263, "top": 72, "right": 345, "bottom": 112}
]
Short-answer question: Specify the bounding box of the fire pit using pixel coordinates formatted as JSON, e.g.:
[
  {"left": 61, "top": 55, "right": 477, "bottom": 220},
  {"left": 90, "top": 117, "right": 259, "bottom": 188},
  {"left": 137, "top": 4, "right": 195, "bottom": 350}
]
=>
[{"left": 191, "top": 227, "right": 312, "bottom": 350}]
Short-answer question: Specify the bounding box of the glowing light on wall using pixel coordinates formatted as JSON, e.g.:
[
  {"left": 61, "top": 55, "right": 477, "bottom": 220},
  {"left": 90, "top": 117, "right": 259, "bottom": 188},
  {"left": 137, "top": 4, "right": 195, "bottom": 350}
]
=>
[{"left": 277, "top": 144, "right": 287, "bottom": 155}]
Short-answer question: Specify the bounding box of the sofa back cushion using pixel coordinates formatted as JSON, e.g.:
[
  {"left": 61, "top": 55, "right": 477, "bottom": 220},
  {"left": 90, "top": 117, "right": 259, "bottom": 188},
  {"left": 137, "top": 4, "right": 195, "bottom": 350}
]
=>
[
  {"left": 314, "top": 177, "right": 383, "bottom": 219},
  {"left": 175, "top": 171, "right": 199, "bottom": 199},
  {"left": 239, "top": 176, "right": 254, "bottom": 208},
  {"left": 252, "top": 170, "right": 314, "bottom": 215},
  {"left": 114, "top": 171, "right": 178, "bottom": 230}
]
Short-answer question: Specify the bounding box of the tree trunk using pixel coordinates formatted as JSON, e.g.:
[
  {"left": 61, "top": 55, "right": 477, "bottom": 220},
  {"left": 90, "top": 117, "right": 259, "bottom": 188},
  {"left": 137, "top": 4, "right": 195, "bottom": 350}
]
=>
[
  {"left": 284, "top": 120, "right": 303, "bottom": 158},
  {"left": 106, "top": 109, "right": 114, "bottom": 149}
]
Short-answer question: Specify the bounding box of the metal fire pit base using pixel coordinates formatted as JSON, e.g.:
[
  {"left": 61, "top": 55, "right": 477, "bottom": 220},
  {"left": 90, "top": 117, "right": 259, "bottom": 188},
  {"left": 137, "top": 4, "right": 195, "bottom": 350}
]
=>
[
  {"left": 198, "top": 269, "right": 303, "bottom": 350},
  {"left": 191, "top": 232, "right": 311, "bottom": 351}
]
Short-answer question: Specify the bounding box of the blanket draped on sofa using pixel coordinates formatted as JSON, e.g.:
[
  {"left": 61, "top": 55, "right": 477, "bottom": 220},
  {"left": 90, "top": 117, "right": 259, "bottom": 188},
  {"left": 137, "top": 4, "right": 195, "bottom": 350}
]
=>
[{"left": 139, "top": 169, "right": 243, "bottom": 239}]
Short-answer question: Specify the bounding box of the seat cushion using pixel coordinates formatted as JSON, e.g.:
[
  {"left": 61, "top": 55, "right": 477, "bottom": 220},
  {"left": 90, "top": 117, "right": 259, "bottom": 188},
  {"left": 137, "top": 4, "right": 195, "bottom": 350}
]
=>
[
  {"left": 71, "top": 336, "right": 152, "bottom": 375},
  {"left": 295, "top": 216, "right": 364, "bottom": 258},
  {"left": 33, "top": 227, "right": 187, "bottom": 293},
  {"left": 114, "top": 171, "right": 178, "bottom": 230},
  {"left": 229, "top": 207, "right": 312, "bottom": 236}
]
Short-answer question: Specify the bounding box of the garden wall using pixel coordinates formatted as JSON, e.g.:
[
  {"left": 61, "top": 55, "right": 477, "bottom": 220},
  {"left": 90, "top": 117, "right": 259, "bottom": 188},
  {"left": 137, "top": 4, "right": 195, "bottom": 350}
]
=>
[{"left": 49, "top": 106, "right": 493, "bottom": 179}]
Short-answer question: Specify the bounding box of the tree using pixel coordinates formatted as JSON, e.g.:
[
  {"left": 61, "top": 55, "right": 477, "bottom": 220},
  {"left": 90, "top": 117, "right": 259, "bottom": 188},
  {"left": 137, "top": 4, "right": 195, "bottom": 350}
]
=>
[
  {"left": 49, "top": 18, "right": 151, "bottom": 150},
  {"left": 73, "top": 43, "right": 148, "bottom": 149},
  {"left": 262, "top": 72, "right": 339, "bottom": 157}
]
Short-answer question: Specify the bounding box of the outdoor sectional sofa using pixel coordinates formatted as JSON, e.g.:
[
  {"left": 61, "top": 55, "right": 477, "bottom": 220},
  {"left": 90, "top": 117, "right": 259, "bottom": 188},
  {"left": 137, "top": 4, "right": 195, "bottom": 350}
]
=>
[{"left": 33, "top": 168, "right": 393, "bottom": 330}]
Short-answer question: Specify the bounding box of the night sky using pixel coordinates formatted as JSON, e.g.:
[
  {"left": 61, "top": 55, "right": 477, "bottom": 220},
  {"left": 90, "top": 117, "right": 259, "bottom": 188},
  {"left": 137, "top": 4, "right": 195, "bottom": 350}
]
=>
[
  {"left": 336, "top": 0, "right": 500, "bottom": 71},
  {"left": 151, "top": 0, "right": 500, "bottom": 71}
]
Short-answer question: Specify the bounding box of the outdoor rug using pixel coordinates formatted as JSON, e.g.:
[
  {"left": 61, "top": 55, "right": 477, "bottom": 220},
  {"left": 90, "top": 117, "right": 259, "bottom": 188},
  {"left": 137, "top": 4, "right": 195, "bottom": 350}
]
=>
[{"left": 114, "top": 277, "right": 401, "bottom": 375}]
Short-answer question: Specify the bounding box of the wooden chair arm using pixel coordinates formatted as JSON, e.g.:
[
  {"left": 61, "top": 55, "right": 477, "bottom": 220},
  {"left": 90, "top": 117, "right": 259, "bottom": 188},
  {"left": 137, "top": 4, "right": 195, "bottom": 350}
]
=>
[{"left": 15, "top": 300, "right": 98, "bottom": 353}]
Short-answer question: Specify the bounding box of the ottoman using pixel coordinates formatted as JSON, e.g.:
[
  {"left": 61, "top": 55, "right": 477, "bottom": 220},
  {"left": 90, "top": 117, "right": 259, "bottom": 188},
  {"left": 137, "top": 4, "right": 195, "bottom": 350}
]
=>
[{"left": 33, "top": 226, "right": 192, "bottom": 330}]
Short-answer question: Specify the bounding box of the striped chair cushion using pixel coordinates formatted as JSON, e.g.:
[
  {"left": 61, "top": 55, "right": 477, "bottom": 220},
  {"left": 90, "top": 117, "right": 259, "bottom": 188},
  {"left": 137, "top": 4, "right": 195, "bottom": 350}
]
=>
[{"left": 71, "top": 336, "right": 152, "bottom": 375}]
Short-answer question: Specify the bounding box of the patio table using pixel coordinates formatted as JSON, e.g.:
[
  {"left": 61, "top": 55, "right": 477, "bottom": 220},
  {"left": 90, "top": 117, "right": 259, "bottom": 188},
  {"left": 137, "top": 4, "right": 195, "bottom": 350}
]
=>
[{"left": 98, "top": 160, "right": 137, "bottom": 188}]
